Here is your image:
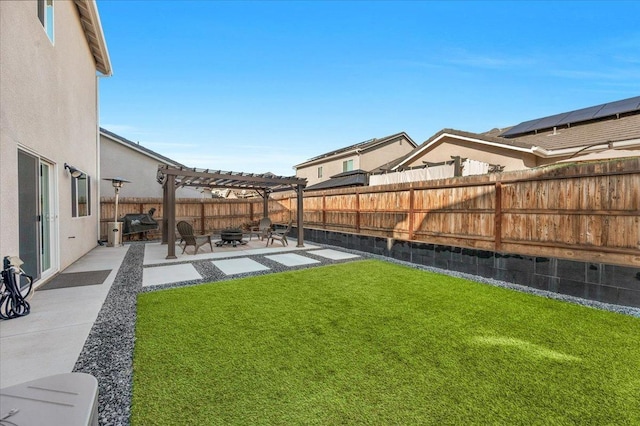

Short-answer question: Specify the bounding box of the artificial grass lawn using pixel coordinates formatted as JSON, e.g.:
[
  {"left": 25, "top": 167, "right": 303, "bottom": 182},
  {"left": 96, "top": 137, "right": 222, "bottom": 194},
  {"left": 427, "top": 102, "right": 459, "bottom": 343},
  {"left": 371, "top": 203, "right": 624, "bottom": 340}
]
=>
[{"left": 133, "top": 260, "right": 640, "bottom": 425}]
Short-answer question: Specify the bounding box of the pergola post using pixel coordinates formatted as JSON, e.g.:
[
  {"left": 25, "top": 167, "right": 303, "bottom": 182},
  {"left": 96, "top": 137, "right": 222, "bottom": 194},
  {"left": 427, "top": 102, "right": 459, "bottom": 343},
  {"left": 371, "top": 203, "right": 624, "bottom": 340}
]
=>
[
  {"left": 296, "top": 184, "right": 304, "bottom": 247},
  {"left": 156, "top": 165, "right": 307, "bottom": 259},
  {"left": 161, "top": 179, "right": 169, "bottom": 244},
  {"left": 166, "top": 174, "right": 177, "bottom": 259},
  {"left": 262, "top": 189, "right": 269, "bottom": 218}
]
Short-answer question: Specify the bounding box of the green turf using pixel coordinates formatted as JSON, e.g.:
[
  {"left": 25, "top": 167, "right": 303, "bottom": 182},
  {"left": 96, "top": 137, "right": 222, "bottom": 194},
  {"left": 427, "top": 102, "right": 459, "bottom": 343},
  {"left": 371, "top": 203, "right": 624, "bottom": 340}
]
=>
[{"left": 133, "top": 260, "right": 640, "bottom": 425}]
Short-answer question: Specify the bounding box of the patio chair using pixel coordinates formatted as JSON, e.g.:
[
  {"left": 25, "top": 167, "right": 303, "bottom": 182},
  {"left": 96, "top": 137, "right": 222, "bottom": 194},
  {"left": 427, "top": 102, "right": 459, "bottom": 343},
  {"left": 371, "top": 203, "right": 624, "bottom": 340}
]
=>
[
  {"left": 266, "top": 220, "right": 292, "bottom": 246},
  {"left": 249, "top": 217, "right": 272, "bottom": 241},
  {"left": 176, "top": 221, "right": 213, "bottom": 254}
]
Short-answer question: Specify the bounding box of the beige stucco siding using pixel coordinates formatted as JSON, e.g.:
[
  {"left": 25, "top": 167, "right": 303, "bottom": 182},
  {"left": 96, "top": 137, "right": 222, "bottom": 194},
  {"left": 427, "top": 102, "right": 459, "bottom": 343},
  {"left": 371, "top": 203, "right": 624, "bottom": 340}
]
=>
[
  {"left": 360, "top": 138, "right": 415, "bottom": 171},
  {"left": 100, "top": 135, "right": 202, "bottom": 198},
  {"left": 297, "top": 136, "right": 416, "bottom": 186},
  {"left": 1, "top": 1, "right": 101, "bottom": 271},
  {"left": 296, "top": 154, "right": 359, "bottom": 186},
  {"left": 403, "top": 137, "right": 539, "bottom": 171}
]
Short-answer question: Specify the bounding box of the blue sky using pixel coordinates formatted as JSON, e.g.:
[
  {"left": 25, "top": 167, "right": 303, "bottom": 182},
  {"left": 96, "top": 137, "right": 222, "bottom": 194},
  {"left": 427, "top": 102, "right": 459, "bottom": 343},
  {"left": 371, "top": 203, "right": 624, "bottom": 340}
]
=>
[{"left": 97, "top": 1, "right": 640, "bottom": 177}]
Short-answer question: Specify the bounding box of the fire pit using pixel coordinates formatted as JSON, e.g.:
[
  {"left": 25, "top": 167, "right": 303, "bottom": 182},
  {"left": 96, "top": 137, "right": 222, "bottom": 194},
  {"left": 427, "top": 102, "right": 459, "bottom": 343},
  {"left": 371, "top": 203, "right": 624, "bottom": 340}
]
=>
[{"left": 216, "top": 228, "right": 246, "bottom": 247}]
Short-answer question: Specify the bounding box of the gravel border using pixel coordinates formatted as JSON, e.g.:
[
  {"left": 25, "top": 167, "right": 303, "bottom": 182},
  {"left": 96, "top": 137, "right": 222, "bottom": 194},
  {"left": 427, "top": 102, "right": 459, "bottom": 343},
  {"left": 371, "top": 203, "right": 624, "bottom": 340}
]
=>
[
  {"left": 73, "top": 241, "right": 640, "bottom": 425},
  {"left": 73, "top": 243, "right": 144, "bottom": 425}
]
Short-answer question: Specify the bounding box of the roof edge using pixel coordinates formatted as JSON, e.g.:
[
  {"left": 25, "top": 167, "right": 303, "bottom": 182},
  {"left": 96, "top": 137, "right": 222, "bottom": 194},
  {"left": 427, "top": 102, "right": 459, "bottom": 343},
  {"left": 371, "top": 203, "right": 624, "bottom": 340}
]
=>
[
  {"left": 295, "top": 131, "right": 416, "bottom": 169},
  {"left": 531, "top": 138, "right": 640, "bottom": 158},
  {"left": 392, "top": 130, "right": 534, "bottom": 171},
  {"left": 74, "top": 0, "right": 112, "bottom": 76},
  {"left": 100, "top": 128, "right": 185, "bottom": 167}
]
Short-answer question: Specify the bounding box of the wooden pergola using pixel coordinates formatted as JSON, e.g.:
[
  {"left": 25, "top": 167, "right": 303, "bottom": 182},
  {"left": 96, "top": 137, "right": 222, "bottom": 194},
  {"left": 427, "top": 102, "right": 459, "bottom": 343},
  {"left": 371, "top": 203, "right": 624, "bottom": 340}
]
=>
[{"left": 157, "top": 165, "right": 307, "bottom": 259}]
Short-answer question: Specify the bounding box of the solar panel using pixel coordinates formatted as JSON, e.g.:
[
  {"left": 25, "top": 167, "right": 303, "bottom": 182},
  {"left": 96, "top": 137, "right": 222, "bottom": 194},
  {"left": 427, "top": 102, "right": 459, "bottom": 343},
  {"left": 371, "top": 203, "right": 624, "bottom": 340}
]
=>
[
  {"left": 556, "top": 105, "right": 603, "bottom": 126},
  {"left": 500, "top": 113, "right": 572, "bottom": 137},
  {"left": 594, "top": 96, "right": 640, "bottom": 119},
  {"left": 530, "top": 112, "right": 572, "bottom": 131},
  {"left": 500, "top": 118, "right": 540, "bottom": 137},
  {"left": 500, "top": 95, "right": 640, "bottom": 138}
]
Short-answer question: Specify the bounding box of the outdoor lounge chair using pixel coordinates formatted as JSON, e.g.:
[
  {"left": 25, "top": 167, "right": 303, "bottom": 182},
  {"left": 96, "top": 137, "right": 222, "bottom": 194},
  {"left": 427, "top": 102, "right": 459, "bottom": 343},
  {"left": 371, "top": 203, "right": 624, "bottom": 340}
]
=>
[
  {"left": 266, "top": 220, "right": 292, "bottom": 246},
  {"left": 176, "top": 221, "right": 213, "bottom": 254},
  {"left": 249, "top": 217, "right": 272, "bottom": 241}
]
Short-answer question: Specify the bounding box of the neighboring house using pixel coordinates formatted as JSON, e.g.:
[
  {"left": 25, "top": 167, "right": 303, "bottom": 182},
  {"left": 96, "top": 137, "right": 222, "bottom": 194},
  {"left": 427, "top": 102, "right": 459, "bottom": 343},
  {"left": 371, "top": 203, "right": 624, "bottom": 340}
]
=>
[
  {"left": 382, "top": 97, "right": 640, "bottom": 180},
  {"left": 295, "top": 132, "right": 418, "bottom": 188},
  {"left": 0, "top": 0, "right": 111, "bottom": 283},
  {"left": 210, "top": 189, "right": 260, "bottom": 198},
  {"left": 100, "top": 128, "right": 202, "bottom": 198},
  {"left": 304, "top": 170, "right": 369, "bottom": 191}
]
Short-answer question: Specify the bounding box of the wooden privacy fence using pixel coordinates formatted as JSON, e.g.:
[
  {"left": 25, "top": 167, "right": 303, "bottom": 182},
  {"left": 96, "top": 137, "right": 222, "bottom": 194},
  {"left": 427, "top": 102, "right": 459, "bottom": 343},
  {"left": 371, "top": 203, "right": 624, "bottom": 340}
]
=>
[
  {"left": 100, "top": 157, "right": 639, "bottom": 267},
  {"left": 100, "top": 197, "right": 293, "bottom": 240},
  {"left": 301, "top": 158, "right": 640, "bottom": 267}
]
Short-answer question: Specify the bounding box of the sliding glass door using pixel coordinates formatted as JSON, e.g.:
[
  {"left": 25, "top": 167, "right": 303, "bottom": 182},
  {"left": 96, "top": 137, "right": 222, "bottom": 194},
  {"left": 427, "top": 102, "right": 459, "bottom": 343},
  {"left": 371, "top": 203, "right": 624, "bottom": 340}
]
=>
[
  {"left": 17, "top": 150, "right": 57, "bottom": 281},
  {"left": 40, "top": 162, "right": 52, "bottom": 272}
]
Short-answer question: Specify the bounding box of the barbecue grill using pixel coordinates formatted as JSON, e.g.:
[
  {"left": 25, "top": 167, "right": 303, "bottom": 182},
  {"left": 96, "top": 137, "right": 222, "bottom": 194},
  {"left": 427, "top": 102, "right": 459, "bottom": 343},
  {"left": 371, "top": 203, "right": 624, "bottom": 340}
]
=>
[{"left": 120, "top": 208, "right": 158, "bottom": 240}]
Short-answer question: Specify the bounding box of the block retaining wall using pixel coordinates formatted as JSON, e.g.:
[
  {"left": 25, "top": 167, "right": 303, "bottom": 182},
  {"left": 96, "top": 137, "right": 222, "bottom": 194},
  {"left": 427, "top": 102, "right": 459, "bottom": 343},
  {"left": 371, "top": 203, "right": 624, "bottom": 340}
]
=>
[{"left": 295, "top": 227, "right": 640, "bottom": 308}]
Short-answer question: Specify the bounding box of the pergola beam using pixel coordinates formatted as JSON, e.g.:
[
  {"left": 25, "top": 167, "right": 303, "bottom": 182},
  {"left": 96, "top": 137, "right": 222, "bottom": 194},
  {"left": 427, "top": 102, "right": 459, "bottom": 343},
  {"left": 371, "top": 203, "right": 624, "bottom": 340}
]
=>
[
  {"left": 158, "top": 165, "right": 307, "bottom": 259},
  {"left": 159, "top": 165, "right": 303, "bottom": 187}
]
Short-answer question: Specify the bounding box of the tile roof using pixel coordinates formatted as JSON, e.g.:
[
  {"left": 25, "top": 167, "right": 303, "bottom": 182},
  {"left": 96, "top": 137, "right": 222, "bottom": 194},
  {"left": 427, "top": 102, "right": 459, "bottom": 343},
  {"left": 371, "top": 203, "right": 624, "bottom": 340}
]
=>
[
  {"left": 387, "top": 110, "right": 640, "bottom": 171},
  {"left": 504, "top": 112, "right": 640, "bottom": 151},
  {"left": 500, "top": 95, "right": 640, "bottom": 137}
]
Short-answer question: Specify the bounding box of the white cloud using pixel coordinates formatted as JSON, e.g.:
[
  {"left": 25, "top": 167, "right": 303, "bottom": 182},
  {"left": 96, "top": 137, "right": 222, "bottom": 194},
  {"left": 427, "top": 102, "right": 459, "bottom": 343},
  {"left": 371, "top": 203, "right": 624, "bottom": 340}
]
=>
[
  {"left": 547, "top": 67, "right": 640, "bottom": 83},
  {"left": 443, "top": 49, "right": 535, "bottom": 70}
]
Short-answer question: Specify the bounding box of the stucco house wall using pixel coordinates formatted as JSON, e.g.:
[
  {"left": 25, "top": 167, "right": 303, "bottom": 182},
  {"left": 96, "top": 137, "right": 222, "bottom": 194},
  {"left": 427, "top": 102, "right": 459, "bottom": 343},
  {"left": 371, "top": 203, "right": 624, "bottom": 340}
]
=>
[
  {"left": 100, "top": 132, "right": 203, "bottom": 199},
  {"left": 296, "top": 133, "right": 416, "bottom": 187},
  {"left": 0, "top": 0, "right": 109, "bottom": 281},
  {"left": 296, "top": 154, "right": 360, "bottom": 187},
  {"left": 360, "top": 136, "right": 415, "bottom": 171}
]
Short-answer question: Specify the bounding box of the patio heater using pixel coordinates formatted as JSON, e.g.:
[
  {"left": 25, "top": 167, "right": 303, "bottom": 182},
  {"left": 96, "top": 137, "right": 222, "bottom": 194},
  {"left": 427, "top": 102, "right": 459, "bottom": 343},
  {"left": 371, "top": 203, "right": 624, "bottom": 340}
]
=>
[{"left": 103, "top": 177, "right": 131, "bottom": 247}]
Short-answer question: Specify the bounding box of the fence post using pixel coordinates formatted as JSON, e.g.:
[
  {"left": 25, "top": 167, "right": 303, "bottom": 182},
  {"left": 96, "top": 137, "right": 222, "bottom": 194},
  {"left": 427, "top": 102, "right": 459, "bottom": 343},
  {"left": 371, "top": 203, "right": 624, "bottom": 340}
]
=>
[
  {"left": 355, "top": 188, "right": 361, "bottom": 233},
  {"left": 495, "top": 181, "right": 502, "bottom": 252},
  {"left": 322, "top": 194, "right": 326, "bottom": 229},
  {"left": 201, "top": 202, "right": 205, "bottom": 234},
  {"left": 409, "top": 187, "right": 414, "bottom": 240}
]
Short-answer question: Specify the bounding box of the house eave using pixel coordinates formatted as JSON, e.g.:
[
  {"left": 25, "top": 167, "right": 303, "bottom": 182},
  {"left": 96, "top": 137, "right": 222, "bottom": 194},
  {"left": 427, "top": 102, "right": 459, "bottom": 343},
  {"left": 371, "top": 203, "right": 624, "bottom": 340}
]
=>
[
  {"left": 294, "top": 148, "right": 363, "bottom": 169},
  {"left": 295, "top": 132, "right": 417, "bottom": 169},
  {"left": 100, "top": 130, "right": 184, "bottom": 167},
  {"left": 531, "top": 138, "right": 640, "bottom": 158},
  {"left": 74, "top": 0, "right": 112, "bottom": 76}
]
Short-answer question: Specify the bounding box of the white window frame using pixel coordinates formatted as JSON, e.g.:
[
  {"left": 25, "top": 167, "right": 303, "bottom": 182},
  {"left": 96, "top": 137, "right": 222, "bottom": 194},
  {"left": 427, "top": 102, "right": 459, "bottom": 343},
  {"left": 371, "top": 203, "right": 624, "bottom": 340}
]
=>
[
  {"left": 72, "top": 172, "right": 91, "bottom": 218},
  {"left": 342, "top": 159, "right": 354, "bottom": 172},
  {"left": 37, "top": 0, "right": 54, "bottom": 43},
  {"left": 317, "top": 166, "right": 323, "bottom": 178}
]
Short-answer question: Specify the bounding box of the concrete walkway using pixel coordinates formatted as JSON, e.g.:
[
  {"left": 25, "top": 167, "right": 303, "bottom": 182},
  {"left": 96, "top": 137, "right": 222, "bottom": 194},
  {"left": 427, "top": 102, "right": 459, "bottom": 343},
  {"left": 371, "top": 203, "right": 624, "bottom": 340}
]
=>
[
  {"left": 0, "top": 239, "right": 360, "bottom": 389},
  {"left": 0, "top": 245, "right": 129, "bottom": 388}
]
